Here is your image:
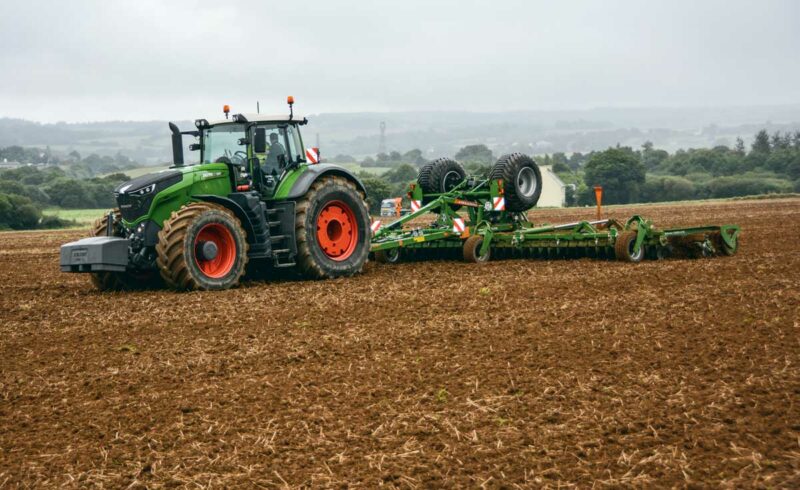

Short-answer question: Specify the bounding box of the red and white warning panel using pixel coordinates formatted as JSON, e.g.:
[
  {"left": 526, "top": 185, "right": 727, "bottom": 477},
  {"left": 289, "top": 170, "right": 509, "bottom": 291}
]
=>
[
  {"left": 370, "top": 220, "right": 381, "bottom": 235},
  {"left": 492, "top": 196, "right": 505, "bottom": 211},
  {"left": 410, "top": 200, "right": 422, "bottom": 212},
  {"left": 452, "top": 217, "right": 465, "bottom": 234},
  {"left": 305, "top": 147, "right": 319, "bottom": 164}
]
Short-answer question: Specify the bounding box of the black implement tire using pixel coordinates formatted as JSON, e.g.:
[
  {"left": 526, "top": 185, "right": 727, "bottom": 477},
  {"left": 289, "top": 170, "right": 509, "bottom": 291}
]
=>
[
  {"left": 89, "top": 210, "right": 161, "bottom": 291},
  {"left": 296, "top": 176, "right": 371, "bottom": 279},
  {"left": 489, "top": 153, "right": 542, "bottom": 212},
  {"left": 375, "top": 248, "right": 401, "bottom": 264},
  {"left": 614, "top": 231, "right": 644, "bottom": 263},
  {"left": 463, "top": 235, "right": 491, "bottom": 263},
  {"left": 156, "top": 203, "right": 249, "bottom": 291},
  {"left": 417, "top": 158, "right": 466, "bottom": 209}
]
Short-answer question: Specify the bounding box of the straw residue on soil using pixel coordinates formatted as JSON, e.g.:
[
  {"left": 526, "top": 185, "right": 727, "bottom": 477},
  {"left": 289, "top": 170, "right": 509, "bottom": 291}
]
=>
[{"left": 1, "top": 198, "right": 799, "bottom": 487}]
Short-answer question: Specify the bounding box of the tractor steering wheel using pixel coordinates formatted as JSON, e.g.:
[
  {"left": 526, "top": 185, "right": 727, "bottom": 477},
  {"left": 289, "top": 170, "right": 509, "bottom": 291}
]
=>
[{"left": 232, "top": 151, "right": 248, "bottom": 166}]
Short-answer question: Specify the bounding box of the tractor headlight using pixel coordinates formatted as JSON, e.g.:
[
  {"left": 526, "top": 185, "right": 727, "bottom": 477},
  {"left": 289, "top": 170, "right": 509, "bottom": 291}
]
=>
[{"left": 128, "top": 184, "right": 155, "bottom": 197}]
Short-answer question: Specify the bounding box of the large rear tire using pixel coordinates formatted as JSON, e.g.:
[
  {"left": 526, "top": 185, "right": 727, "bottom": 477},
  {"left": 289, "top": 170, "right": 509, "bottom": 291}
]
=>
[
  {"left": 489, "top": 153, "right": 542, "bottom": 212},
  {"left": 296, "top": 176, "right": 371, "bottom": 279},
  {"left": 89, "top": 210, "right": 160, "bottom": 291},
  {"left": 156, "top": 203, "right": 249, "bottom": 290}
]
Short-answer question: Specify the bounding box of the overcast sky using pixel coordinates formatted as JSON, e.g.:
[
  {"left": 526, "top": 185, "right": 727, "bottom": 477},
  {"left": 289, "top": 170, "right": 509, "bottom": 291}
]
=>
[{"left": 1, "top": 0, "right": 799, "bottom": 122}]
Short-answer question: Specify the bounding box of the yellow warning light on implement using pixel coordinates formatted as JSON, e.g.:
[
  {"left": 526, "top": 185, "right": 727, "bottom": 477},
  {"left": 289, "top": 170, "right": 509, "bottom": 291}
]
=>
[{"left": 287, "top": 96, "right": 295, "bottom": 105}]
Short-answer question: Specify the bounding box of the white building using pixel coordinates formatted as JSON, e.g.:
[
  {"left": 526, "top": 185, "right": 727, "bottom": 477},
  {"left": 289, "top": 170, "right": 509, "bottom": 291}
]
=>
[{"left": 536, "top": 165, "right": 568, "bottom": 208}]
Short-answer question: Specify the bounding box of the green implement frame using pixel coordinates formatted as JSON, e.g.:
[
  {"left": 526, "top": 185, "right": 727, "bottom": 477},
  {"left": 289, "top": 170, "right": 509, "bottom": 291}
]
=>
[{"left": 370, "top": 177, "right": 740, "bottom": 262}]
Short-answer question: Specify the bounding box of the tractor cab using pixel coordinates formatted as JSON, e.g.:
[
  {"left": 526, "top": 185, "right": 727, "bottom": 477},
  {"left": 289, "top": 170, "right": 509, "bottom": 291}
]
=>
[{"left": 190, "top": 106, "right": 309, "bottom": 197}]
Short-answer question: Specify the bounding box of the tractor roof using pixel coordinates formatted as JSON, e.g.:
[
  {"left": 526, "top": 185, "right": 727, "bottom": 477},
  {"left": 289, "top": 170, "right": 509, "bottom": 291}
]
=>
[{"left": 207, "top": 113, "right": 307, "bottom": 126}]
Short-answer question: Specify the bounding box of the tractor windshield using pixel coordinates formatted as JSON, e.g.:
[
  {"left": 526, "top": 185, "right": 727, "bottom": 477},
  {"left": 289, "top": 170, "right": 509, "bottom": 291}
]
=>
[{"left": 202, "top": 123, "right": 246, "bottom": 164}]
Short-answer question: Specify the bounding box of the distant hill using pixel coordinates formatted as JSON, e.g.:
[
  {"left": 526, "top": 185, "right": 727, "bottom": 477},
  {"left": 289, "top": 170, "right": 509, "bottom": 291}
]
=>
[{"left": 2, "top": 105, "right": 800, "bottom": 163}]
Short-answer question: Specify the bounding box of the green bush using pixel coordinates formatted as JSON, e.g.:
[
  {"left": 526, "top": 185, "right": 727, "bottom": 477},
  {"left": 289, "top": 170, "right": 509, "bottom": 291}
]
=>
[
  {"left": 704, "top": 176, "right": 793, "bottom": 198},
  {"left": 0, "top": 193, "right": 42, "bottom": 230},
  {"left": 39, "top": 215, "right": 76, "bottom": 229},
  {"left": 361, "top": 177, "right": 392, "bottom": 214},
  {"left": 582, "top": 147, "right": 645, "bottom": 204},
  {"left": 641, "top": 176, "right": 696, "bottom": 202}
]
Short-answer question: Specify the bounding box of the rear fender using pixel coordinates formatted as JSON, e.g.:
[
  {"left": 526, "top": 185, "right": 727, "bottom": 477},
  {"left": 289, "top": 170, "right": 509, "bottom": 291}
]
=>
[{"left": 283, "top": 164, "right": 367, "bottom": 199}]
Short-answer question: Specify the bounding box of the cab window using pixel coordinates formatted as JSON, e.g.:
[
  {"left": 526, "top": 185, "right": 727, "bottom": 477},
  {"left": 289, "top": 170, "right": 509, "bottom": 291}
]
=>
[
  {"left": 284, "top": 125, "right": 303, "bottom": 163},
  {"left": 202, "top": 123, "right": 246, "bottom": 164}
]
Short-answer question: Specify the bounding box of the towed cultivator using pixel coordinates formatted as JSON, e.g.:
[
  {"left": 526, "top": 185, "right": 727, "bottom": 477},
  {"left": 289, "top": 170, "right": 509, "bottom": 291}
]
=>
[{"left": 370, "top": 154, "right": 740, "bottom": 264}]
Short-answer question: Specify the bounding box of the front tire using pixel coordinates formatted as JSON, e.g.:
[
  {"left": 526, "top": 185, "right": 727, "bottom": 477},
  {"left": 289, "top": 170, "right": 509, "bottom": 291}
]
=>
[
  {"left": 296, "top": 176, "right": 370, "bottom": 279},
  {"left": 156, "top": 203, "right": 249, "bottom": 290}
]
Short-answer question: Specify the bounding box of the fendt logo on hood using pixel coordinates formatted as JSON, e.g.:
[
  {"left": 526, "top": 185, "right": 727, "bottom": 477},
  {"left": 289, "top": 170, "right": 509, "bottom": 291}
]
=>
[{"left": 199, "top": 171, "right": 224, "bottom": 181}]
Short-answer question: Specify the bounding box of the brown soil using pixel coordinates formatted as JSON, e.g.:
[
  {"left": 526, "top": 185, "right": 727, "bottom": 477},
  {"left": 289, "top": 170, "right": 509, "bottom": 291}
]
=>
[{"left": 1, "top": 198, "right": 799, "bottom": 488}]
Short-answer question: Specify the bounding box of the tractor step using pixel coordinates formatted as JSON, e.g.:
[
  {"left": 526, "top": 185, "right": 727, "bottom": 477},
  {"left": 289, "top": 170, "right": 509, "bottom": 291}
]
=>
[
  {"left": 228, "top": 192, "right": 271, "bottom": 259},
  {"left": 265, "top": 201, "right": 298, "bottom": 267}
]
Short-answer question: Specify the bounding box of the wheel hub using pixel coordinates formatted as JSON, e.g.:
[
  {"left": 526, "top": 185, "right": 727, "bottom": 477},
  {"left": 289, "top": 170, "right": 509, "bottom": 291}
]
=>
[
  {"left": 193, "top": 223, "right": 236, "bottom": 278},
  {"left": 517, "top": 166, "right": 538, "bottom": 198},
  {"left": 195, "top": 240, "right": 218, "bottom": 261},
  {"left": 316, "top": 201, "right": 358, "bottom": 261}
]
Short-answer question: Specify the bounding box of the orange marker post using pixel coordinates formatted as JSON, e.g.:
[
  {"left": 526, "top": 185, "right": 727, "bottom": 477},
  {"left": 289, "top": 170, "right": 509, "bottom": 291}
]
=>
[{"left": 593, "top": 186, "right": 603, "bottom": 221}]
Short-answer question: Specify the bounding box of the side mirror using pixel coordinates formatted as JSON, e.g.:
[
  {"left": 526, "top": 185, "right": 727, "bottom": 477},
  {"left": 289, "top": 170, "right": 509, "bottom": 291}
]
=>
[
  {"left": 189, "top": 143, "right": 201, "bottom": 151},
  {"left": 253, "top": 128, "right": 267, "bottom": 154}
]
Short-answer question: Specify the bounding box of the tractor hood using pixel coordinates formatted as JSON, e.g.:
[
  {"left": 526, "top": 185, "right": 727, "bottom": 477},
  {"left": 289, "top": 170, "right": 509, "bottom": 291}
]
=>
[{"left": 115, "top": 170, "right": 183, "bottom": 222}]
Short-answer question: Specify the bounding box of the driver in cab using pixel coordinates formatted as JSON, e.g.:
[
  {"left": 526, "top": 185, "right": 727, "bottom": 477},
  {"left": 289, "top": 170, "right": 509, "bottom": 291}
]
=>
[{"left": 263, "top": 132, "right": 286, "bottom": 176}]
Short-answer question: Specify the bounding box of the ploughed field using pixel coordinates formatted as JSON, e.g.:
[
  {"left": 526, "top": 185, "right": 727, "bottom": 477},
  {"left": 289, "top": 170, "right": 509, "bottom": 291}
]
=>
[{"left": 1, "top": 198, "right": 799, "bottom": 487}]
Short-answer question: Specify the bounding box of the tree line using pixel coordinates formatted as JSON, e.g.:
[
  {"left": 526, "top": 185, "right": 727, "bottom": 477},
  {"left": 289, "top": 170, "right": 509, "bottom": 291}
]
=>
[
  {"left": 565, "top": 129, "right": 800, "bottom": 205},
  {"left": 1, "top": 146, "right": 140, "bottom": 178},
  {"left": 0, "top": 166, "right": 129, "bottom": 230}
]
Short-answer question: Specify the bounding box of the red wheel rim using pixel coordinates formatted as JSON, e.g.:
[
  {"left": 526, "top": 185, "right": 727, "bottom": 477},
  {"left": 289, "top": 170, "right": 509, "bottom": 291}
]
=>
[
  {"left": 316, "top": 200, "right": 358, "bottom": 261},
  {"left": 193, "top": 223, "right": 236, "bottom": 278}
]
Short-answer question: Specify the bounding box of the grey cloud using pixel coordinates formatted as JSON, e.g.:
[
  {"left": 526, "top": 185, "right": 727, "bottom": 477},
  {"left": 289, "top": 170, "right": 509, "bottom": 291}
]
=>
[{"left": 0, "top": 0, "right": 798, "bottom": 122}]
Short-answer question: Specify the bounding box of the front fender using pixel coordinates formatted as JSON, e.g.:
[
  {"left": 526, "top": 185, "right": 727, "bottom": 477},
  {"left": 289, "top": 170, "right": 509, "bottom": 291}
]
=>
[{"left": 193, "top": 194, "right": 256, "bottom": 240}]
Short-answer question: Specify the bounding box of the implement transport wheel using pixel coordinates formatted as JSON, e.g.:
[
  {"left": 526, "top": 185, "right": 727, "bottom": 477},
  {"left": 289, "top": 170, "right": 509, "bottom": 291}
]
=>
[
  {"left": 375, "top": 248, "right": 401, "bottom": 264},
  {"left": 614, "top": 230, "right": 644, "bottom": 263},
  {"left": 296, "top": 176, "right": 370, "bottom": 279},
  {"left": 156, "top": 203, "right": 249, "bottom": 290},
  {"left": 489, "top": 153, "right": 542, "bottom": 212},
  {"left": 714, "top": 231, "right": 738, "bottom": 256},
  {"left": 417, "top": 158, "right": 466, "bottom": 209},
  {"left": 89, "top": 209, "right": 161, "bottom": 291},
  {"left": 463, "top": 235, "right": 491, "bottom": 263}
]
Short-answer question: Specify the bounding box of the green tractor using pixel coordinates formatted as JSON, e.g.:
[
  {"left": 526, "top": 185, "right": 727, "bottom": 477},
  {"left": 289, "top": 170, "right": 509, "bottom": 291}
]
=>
[{"left": 60, "top": 98, "right": 371, "bottom": 291}]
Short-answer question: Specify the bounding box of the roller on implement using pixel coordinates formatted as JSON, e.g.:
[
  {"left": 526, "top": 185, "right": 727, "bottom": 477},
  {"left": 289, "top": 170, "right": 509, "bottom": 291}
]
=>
[{"left": 370, "top": 155, "right": 740, "bottom": 264}]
